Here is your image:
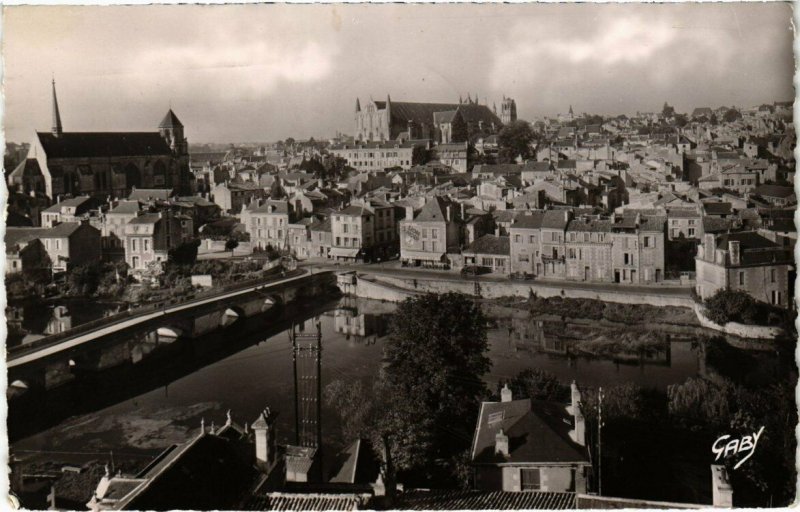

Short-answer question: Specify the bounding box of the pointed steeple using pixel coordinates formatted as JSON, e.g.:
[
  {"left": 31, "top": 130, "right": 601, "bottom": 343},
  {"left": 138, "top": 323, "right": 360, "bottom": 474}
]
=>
[
  {"left": 51, "top": 79, "right": 63, "bottom": 137},
  {"left": 355, "top": 98, "right": 361, "bottom": 112},
  {"left": 569, "top": 105, "right": 574, "bottom": 115},
  {"left": 459, "top": 95, "right": 463, "bottom": 105}
]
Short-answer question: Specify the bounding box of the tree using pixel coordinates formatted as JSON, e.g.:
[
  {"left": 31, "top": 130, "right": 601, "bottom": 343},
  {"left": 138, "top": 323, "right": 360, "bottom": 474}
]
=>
[
  {"left": 497, "top": 120, "right": 535, "bottom": 161},
  {"left": 723, "top": 108, "right": 742, "bottom": 123},
  {"left": 662, "top": 102, "right": 675, "bottom": 117},
  {"left": 673, "top": 114, "right": 689, "bottom": 128},
  {"left": 169, "top": 239, "right": 201, "bottom": 265},
  {"left": 284, "top": 137, "right": 296, "bottom": 147},
  {"left": 710, "top": 113, "right": 719, "bottom": 126},
  {"left": 412, "top": 145, "right": 430, "bottom": 166},
  {"left": 384, "top": 293, "right": 491, "bottom": 453},
  {"left": 225, "top": 238, "right": 239, "bottom": 252},
  {"left": 506, "top": 369, "right": 566, "bottom": 402}
]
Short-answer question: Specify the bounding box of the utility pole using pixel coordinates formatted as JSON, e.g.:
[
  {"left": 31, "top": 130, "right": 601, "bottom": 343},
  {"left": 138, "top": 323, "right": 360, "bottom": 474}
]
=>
[{"left": 598, "top": 387, "right": 603, "bottom": 496}]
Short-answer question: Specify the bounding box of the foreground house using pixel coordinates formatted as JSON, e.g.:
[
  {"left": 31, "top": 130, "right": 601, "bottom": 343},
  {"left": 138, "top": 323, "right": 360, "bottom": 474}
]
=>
[{"left": 470, "top": 384, "right": 591, "bottom": 493}]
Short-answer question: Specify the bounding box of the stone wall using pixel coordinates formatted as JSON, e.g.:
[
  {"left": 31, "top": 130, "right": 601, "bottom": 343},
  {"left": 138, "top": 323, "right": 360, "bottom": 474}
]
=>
[
  {"left": 344, "top": 272, "right": 694, "bottom": 308},
  {"left": 693, "top": 304, "right": 784, "bottom": 340}
]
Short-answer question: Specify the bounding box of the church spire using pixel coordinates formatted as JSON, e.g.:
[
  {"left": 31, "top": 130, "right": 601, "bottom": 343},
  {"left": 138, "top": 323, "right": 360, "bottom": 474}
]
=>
[{"left": 51, "top": 79, "right": 63, "bottom": 137}]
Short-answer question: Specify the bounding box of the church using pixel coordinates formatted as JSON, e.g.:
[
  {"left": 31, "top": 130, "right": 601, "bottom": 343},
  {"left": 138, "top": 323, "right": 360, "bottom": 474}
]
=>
[
  {"left": 9, "top": 81, "right": 192, "bottom": 200},
  {"left": 354, "top": 94, "right": 516, "bottom": 144}
]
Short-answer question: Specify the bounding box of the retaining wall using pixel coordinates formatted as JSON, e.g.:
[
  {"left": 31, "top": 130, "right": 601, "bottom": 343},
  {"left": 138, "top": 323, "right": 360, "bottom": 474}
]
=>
[
  {"left": 347, "top": 273, "right": 694, "bottom": 308},
  {"left": 693, "top": 304, "right": 784, "bottom": 340}
]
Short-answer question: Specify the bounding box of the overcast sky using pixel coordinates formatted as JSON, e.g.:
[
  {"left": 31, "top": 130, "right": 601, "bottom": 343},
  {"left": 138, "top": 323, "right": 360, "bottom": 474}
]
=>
[{"left": 3, "top": 3, "right": 794, "bottom": 144}]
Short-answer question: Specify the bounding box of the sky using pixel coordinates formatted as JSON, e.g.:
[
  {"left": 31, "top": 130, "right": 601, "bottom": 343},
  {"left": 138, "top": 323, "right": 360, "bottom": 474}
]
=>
[{"left": 3, "top": 3, "right": 795, "bottom": 144}]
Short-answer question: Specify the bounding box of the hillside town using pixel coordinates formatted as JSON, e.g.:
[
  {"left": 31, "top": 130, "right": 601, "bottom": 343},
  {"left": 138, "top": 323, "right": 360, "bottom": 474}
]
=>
[
  {"left": 4, "top": 4, "right": 797, "bottom": 512},
  {"left": 7, "top": 90, "right": 795, "bottom": 310}
]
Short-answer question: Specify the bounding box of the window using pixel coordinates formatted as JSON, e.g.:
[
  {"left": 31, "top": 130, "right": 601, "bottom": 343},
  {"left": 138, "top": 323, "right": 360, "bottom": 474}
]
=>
[
  {"left": 771, "top": 269, "right": 777, "bottom": 283},
  {"left": 521, "top": 468, "right": 541, "bottom": 491},
  {"left": 423, "top": 229, "right": 428, "bottom": 239},
  {"left": 568, "top": 248, "right": 576, "bottom": 259},
  {"left": 518, "top": 254, "right": 530, "bottom": 262},
  {"left": 422, "top": 241, "right": 427, "bottom": 251},
  {"left": 515, "top": 235, "right": 522, "bottom": 243},
  {"left": 529, "top": 235, "right": 535, "bottom": 244},
  {"left": 432, "top": 229, "right": 438, "bottom": 240},
  {"left": 144, "top": 239, "right": 150, "bottom": 252},
  {"left": 342, "top": 224, "right": 348, "bottom": 233},
  {"left": 643, "top": 237, "right": 650, "bottom": 248},
  {"left": 739, "top": 272, "right": 745, "bottom": 286},
  {"left": 132, "top": 239, "right": 138, "bottom": 251},
  {"left": 688, "top": 228, "right": 695, "bottom": 237},
  {"left": 624, "top": 253, "right": 630, "bottom": 265},
  {"left": 482, "top": 257, "right": 492, "bottom": 266}
]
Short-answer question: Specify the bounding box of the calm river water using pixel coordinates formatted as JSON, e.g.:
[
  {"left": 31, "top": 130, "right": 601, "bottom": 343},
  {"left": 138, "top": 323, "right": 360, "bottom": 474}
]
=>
[{"left": 9, "top": 295, "right": 764, "bottom": 477}]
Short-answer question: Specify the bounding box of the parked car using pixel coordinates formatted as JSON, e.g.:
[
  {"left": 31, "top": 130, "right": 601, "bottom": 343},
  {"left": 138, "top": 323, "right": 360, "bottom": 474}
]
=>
[{"left": 461, "top": 265, "right": 491, "bottom": 277}]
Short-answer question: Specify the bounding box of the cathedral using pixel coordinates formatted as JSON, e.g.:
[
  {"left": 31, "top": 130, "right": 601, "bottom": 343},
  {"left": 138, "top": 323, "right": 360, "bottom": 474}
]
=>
[
  {"left": 9, "top": 81, "right": 192, "bottom": 200},
  {"left": 354, "top": 94, "right": 516, "bottom": 144}
]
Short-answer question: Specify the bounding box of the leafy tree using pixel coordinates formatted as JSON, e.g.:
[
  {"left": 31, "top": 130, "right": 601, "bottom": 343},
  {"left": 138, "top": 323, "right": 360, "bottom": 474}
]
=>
[
  {"left": 298, "top": 157, "right": 325, "bottom": 175},
  {"left": 497, "top": 120, "right": 535, "bottom": 161},
  {"left": 284, "top": 137, "right": 296, "bottom": 147},
  {"left": 667, "top": 377, "right": 732, "bottom": 428},
  {"left": 412, "top": 145, "right": 430, "bottom": 166},
  {"left": 506, "top": 369, "right": 566, "bottom": 401},
  {"left": 169, "top": 239, "right": 201, "bottom": 265},
  {"left": 225, "top": 238, "right": 239, "bottom": 252},
  {"left": 662, "top": 102, "right": 675, "bottom": 117},
  {"left": 710, "top": 113, "right": 719, "bottom": 126},
  {"left": 673, "top": 114, "right": 689, "bottom": 128},
  {"left": 723, "top": 108, "right": 742, "bottom": 123}
]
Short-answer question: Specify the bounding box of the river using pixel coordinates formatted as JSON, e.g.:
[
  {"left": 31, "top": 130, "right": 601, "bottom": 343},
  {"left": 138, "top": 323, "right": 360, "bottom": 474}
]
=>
[{"left": 8, "top": 294, "right": 782, "bottom": 502}]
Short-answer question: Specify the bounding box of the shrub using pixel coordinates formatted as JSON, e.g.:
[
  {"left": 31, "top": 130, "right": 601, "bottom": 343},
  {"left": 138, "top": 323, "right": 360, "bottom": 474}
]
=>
[{"left": 703, "top": 289, "right": 778, "bottom": 326}]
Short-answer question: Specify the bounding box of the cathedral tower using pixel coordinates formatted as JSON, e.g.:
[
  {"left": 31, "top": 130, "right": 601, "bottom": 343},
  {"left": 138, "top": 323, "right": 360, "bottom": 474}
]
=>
[{"left": 500, "top": 96, "right": 517, "bottom": 124}]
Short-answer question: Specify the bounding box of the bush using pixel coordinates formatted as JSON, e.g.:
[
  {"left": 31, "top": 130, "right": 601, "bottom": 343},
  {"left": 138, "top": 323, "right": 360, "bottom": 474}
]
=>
[
  {"left": 506, "top": 369, "right": 567, "bottom": 402},
  {"left": 703, "top": 289, "right": 782, "bottom": 326}
]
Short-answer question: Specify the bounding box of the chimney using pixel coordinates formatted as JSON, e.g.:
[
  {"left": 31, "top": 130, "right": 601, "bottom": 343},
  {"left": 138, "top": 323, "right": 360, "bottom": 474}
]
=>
[
  {"left": 728, "top": 240, "right": 740, "bottom": 266},
  {"left": 446, "top": 205, "right": 452, "bottom": 222},
  {"left": 711, "top": 465, "right": 733, "bottom": 507},
  {"left": 495, "top": 428, "right": 509, "bottom": 456},
  {"left": 703, "top": 234, "right": 716, "bottom": 261},
  {"left": 571, "top": 411, "right": 586, "bottom": 446},
  {"left": 252, "top": 407, "right": 277, "bottom": 468},
  {"left": 570, "top": 380, "right": 581, "bottom": 413},
  {"left": 500, "top": 383, "right": 512, "bottom": 402}
]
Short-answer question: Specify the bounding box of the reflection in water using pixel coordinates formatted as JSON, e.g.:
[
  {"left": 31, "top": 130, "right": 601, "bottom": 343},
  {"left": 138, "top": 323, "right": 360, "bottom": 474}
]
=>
[
  {"left": 11, "top": 296, "right": 776, "bottom": 485},
  {"left": 6, "top": 300, "right": 124, "bottom": 347}
]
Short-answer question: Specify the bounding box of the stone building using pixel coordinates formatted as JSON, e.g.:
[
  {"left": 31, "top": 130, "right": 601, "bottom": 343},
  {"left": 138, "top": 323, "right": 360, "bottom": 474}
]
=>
[
  {"left": 695, "top": 231, "right": 792, "bottom": 308},
  {"left": 15, "top": 81, "right": 191, "bottom": 200},
  {"left": 354, "top": 95, "right": 506, "bottom": 143}
]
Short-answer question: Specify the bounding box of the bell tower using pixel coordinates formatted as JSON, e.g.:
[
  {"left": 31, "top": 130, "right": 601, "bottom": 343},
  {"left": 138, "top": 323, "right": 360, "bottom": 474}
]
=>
[
  {"left": 501, "top": 96, "right": 517, "bottom": 124},
  {"left": 158, "top": 109, "right": 187, "bottom": 156}
]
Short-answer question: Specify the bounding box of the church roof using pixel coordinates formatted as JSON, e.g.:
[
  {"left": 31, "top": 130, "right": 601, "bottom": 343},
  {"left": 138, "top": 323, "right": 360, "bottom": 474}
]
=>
[
  {"left": 373, "top": 100, "right": 502, "bottom": 128},
  {"left": 158, "top": 109, "right": 184, "bottom": 129},
  {"left": 37, "top": 132, "right": 172, "bottom": 159}
]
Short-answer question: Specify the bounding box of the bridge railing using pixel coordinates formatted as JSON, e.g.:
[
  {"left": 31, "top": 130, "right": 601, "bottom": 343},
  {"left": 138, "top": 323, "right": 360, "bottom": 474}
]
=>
[{"left": 7, "top": 268, "right": 306, "bottom": 359}]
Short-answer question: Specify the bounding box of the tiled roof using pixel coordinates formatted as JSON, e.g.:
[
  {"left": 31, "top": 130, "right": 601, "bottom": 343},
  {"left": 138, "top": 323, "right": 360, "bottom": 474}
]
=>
[
  {"left": 703, "top": 202, "right": 733, "bottom": 216},
  {"left": 703, "top": 217, "right": 733, "bottom": 233},
  {"left": 128, "top": 213, "right": 162, "bottom": 225},
  {"left": 129, "top": 188, "right": 174, "bottom": 201},
  {"left": 44, "top": 195, "right": 93, "bottom": 212},
  {"left": 754, "top": 184, "right": 795, "bottom": 199},
  {"left": 464, "top": 234, "right": 510, "bottom": 256},
  {"left": 471, "top": 398, "right": 590, "bottom": 465},
  {"left": 541, "top": 210, "right": 570, "bottom": 229},
  {"left": 338, "top": 205, "right": 373, "bottom": 217},
  {"left": 37, "top": 132, "right": 171, "bottom": 159},
  {"left": 511, "top": 212, "right": 545, "bottom": 230},
  {"left": 250, "top": 200, "right": 289, "bottom": 214},
  {"left": 414, "top": 197, "right": 453, "bottom": 223},
  {"left": 247, "top": 492, "right": 369, "bottom": 511},
  {"left": 108, "top": 201, "right": 141, "bottom": 214},
  {"left": 567, "top": 218, "right": 613, "bottom": 233},
  {"left": 398, "top": 490, "right": 576, "bottom": 510}
]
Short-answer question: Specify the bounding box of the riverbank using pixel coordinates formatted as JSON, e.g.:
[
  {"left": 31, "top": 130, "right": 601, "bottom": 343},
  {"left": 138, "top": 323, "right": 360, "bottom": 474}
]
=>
[{"left": 337, "top": 271, "right": 695, "bottom": 307}]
